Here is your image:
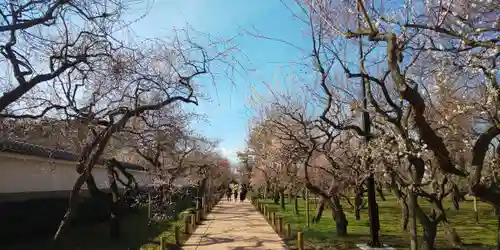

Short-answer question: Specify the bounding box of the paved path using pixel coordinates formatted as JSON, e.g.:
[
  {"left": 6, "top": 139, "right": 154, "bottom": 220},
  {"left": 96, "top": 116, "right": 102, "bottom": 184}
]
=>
[{"left": 182, "top": 199, "right": 288, "bottom": 250}]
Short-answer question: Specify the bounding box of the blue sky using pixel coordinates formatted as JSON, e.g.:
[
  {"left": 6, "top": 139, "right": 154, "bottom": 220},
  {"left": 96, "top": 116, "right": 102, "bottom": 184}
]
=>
[{"left": 126, "top": 0, "right": 313, "bottom": 163}]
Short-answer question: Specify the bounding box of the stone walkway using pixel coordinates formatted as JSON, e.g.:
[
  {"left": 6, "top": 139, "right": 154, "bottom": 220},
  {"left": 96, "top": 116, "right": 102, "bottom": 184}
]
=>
[{"left": 182, "top": 199, "right": 288, "bottom": 250}]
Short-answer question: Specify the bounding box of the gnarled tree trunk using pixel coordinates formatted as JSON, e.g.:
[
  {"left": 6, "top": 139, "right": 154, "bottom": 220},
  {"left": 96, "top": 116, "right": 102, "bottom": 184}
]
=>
[
  {"left": 392, "top": 192, "right": 410, "bottom": 233},
  {"left": 294, "top": 195, "right": 299, "bottom": 215},
  {"left": 376, "top": 184, "right": 386, "bottom": 201},
  {"left": 106, "top": 159, "right": 139, "bottom": 240},
  {"left": 400, "top": 200, "right": 409, "bottom": 232},
  {"left": 52, "top": 130, "right": 112, "bottom": 245},
  {"left": 408, "top": 190, "right": 418, "bottom": 250},
  {"left": 421, "top": 222, "right": 437, "bottom": 250},
  {"left": 331, "top": 196, "right": 348, "bottom": 236},
  {"left": 415, "top": 190, "right": 462, "bottom": 250},
  {"left": 312, "top": 198, "right": 325, "bottom": 223},
  {"left": 273, "top": 188, "right": 280, "bottom": 204},
  {"left": 354, "top": 185, "right": 364, "bottom": 220},
  {"left": 451, "top": 184, "right": 461, "bottom": 211},
  {"left": 280, "top": 189, "right": 285, "bottom": 210},
  {"left": 442, "top": 221, "right": 462, "bottom": 248},
  {"left": 390, "top": 173, "right": 409, "bottom": 231}
]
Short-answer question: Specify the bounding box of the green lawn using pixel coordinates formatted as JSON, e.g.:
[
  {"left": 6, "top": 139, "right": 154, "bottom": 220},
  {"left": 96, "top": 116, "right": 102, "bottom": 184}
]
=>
[
  {"left": 258, "top": 196, "right": 497, "bottom": 250},
  {"left": 6, "top": 207, "right": 192, "bottom": 250},
  {"left": 69, "top": 208, "right": 184, "bottom": 250},
  {"left": 62, "top": 209, "right": 189, "bottom": 250}
]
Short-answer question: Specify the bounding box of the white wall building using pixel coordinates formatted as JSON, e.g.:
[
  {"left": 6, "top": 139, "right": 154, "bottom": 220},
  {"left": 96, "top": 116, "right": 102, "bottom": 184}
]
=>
[{"left": 0, "top": 140, "right": 151, "bottom": 203}]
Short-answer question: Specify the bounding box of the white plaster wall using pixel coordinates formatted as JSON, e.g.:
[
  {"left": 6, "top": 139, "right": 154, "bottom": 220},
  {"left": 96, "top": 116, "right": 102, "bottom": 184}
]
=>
[{"left": 0, "top": 152, "right": 151, "bottom": 194}]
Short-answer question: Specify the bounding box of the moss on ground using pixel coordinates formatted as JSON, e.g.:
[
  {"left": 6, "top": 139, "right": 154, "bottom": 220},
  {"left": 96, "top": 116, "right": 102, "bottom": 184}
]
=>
[{"left": 258, "top": 196, "right": 496, "bottom": 250}]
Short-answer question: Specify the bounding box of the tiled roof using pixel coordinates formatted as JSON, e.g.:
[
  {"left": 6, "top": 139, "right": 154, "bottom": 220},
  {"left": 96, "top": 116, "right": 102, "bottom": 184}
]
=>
[{"left": 0, "top": 139, "right": 146, "bottom": 171}]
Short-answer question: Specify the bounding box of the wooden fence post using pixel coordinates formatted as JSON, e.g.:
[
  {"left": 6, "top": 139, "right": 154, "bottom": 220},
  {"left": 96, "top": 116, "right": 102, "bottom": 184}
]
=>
[
  {"left": 297, "top": 231, "right": 304, "bottom": 250},
  {"left": 277, "top": 216, "right": 283, "bottom": 234},
  {"left": 174, "top": 225, "right": 180, "bottom": 246},
  {"left": 160, "top": 236, "right": 167, "bottom": 250},
  {"left": 305, "top": 188, "right": 310, "bottom": 228},
  {"left": 147, "top": 189, "right": 152, "bottom": 222},
  {"left": 184, "top": 216, "right": 190, "bottom": 234},
  {"left": 271, "top": 212, "right": 275, "bottom": 227},
  {"left": 190, "top": 214, "right": 196, "bottom": 231},
  {"left": 196, "top": 210, "right": 201, "bottom": 224},
  {"left": 202, "top": 196, "right": 206, "bottom": 211},
  {"left": 286, "top": 223, "right": 291, "bottom": 239}
]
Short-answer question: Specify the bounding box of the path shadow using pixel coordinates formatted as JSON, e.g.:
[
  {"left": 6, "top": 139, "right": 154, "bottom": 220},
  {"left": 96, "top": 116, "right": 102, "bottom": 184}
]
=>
[
  {"left": 213, "top": 214, "right": 256, "bottom": 221},
  {"left": 228, "top": 238, "right": 288, "bottom": 250},
  {"left": 210, "top": 208, "right": 255, "bottom": 214},
  {"left": 286, "top": 230, "right": 495, "bottom": 250},
  {"left": 182, "top": 236, "right": 235, "bottom": 247}
]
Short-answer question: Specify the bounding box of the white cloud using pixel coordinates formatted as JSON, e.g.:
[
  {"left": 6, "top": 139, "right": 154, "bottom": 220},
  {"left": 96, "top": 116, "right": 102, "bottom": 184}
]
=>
[{"left": 216, "top": 147, "right": 240, "bottom": 163}]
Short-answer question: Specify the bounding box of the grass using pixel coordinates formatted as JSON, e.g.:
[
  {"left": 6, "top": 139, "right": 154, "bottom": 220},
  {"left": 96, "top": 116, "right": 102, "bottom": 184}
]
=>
[
  {"left": 6, "top": 207, "right": 194, "bottom": 250},
  {"left": 67, "top": 208, "right": 183, "bottom": 250},
  {"left": 138, "top": 207, "right": 198, "bottom": 250},
  {"left": 257, "top": 196, "right": 497, "bottom": 250}
]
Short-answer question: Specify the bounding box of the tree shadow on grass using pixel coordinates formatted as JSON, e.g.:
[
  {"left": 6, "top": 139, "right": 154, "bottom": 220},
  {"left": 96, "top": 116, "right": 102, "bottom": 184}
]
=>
[
  {"left": 264, "top": 198, "right": 498, "bottom": 250},
  {"left": 4, "top": 209, "right": 176, "bottom": 250},
  {"left": 63, "top": 210, "right": 176, "bottom": 250},
  {"left": 277, "top": 217, "right": 496, "bottom": 250},
  {"left": 292, "top": 230, "right": 495, "bottom": 250}
]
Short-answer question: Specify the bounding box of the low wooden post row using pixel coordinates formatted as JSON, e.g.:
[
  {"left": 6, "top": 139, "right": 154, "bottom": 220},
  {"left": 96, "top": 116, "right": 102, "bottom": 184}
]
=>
[
  {"left": 253, "top": 200, "right": 309, "bottom": 249},
  {"left": 196, "top": 210, "right": 201, "bottom": 224},
  {"left": 277, "top": 216, "right": 283, "bottom": 234},
  {"left": 160, "top": 235, "right": 168, "bottom": 250},
  {"left": 271, "top": 212, "right": 275, "bottom": 227},
  {"left": 174, "top": 225, "right": 180, "bottom": 246},
  {"left": 190, "top": 214, "right": 196, "bottom": 231},
  {"left": 297, "top": 231, "right": 304, "bottom": 250},
  {"left": 184, "top": 215, "right": 191, "bottom": 234}
]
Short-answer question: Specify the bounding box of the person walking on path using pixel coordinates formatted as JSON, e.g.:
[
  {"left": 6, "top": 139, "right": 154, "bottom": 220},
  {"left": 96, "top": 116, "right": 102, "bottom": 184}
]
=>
[
  {"left": 226, "top": 186, "right": 232, "bottom": 201},
  {"left": 233, "top": 184, "right": 239, "bottom": 201},
  {"left": 239, "top": 184, "right": 247, "bottom": 202}
]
